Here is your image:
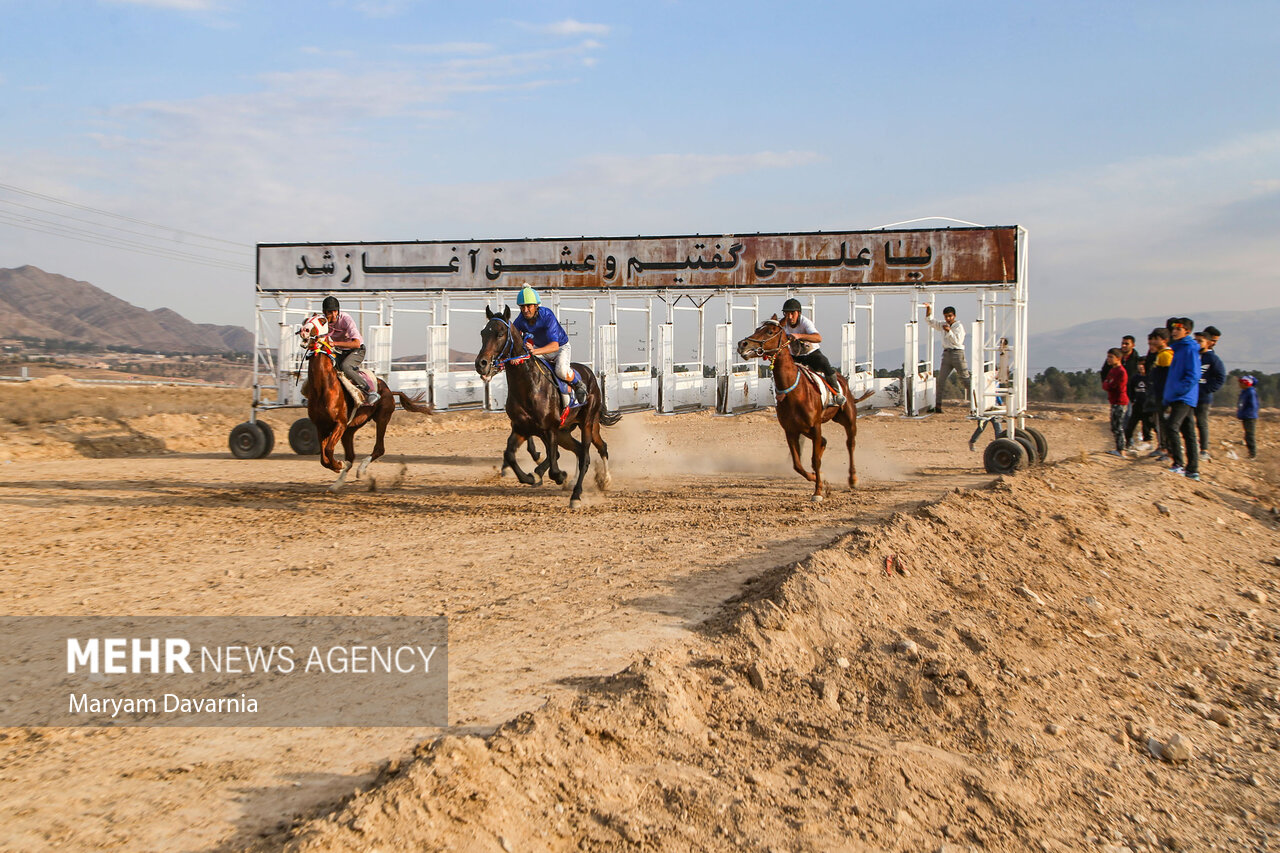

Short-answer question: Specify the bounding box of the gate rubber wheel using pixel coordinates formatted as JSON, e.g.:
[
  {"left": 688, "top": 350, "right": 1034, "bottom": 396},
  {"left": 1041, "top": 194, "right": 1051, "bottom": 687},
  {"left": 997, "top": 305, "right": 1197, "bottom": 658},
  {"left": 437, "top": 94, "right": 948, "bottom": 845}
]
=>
[
  {"left": 229, "top": 421, "right": 268, "bottom": 459},
  {"left": 256, "top": 421, "right": 275, "bottom": 457},
  {"left": 288, "top": 418, "right": 321, "bottom": 455},
  {"left": 1014, "top": 434, "right": 1039, "bottom": 464},
  {"left": 1022, "top": 426, "right": 1049, "bottom": 461},
  {"left": 983, "top": 437, "right": 1026, "bottom": 474}
]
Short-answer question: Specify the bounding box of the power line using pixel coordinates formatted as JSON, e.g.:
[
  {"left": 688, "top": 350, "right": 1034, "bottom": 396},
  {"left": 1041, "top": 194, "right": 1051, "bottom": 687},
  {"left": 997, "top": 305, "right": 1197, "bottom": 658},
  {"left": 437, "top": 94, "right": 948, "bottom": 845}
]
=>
[
  {"left": 0, "top": 211, "right": 253, "bottom": 272},
  {"left": 0, "top": 197, "right": 248, "bottom": 260},
  {"left": 0, "top": 181, "right": 247, "bottom": 248},
  {"left": 0, "top": 180, "right": 254, "bottom": 273}
]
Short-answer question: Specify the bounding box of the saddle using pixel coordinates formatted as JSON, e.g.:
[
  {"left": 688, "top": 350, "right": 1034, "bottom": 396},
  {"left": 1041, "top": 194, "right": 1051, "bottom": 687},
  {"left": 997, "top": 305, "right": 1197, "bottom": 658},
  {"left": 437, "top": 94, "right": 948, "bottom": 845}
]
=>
[
  {"left": 337, "top": 370, "right": 379, "bottom": 423},
  {"left": 795, "top": 364, "right": 841, "bottom": 408},
  {"left": 520, "top": 355, "right": 585, "bottom": 409}
]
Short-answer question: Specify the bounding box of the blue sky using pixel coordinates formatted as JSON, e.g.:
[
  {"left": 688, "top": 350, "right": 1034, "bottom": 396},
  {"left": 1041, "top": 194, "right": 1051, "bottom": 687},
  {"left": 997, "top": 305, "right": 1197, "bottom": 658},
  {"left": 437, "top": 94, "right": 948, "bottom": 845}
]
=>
[{"left": 1, "top": 0, "right": 1277, "bottom": 333}]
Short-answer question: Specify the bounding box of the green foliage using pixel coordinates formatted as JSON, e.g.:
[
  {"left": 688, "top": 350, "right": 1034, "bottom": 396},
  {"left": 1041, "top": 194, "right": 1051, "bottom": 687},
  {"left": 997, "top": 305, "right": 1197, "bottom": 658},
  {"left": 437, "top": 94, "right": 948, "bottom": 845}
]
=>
[
  {"left": 1225, "top": 369, "right": 1278, "bottom": 408},
  {"left": 1027, "top": 367, "right": 1279, "bottom": 407}
]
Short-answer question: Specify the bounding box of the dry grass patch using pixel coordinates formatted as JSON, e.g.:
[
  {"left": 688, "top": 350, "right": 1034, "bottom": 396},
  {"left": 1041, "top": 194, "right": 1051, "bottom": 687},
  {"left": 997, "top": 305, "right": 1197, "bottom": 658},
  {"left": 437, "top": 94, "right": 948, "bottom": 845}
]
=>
[{"left": 0, "top": 383, "right": 254, "bottom": 427}]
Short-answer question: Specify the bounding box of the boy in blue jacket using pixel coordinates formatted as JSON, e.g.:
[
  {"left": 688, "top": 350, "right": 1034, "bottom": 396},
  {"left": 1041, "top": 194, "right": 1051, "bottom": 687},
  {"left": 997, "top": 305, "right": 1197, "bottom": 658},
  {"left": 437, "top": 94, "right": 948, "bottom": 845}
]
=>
[
  {"left": 1193, "top": 327, "right": 1225, "bottom": 459},
  {"left": 1162, "top": 317, "right": 1202, "bottom": 479},
  {"left": 1237, "top": 375, "right": 1259, "bottom": 459}
]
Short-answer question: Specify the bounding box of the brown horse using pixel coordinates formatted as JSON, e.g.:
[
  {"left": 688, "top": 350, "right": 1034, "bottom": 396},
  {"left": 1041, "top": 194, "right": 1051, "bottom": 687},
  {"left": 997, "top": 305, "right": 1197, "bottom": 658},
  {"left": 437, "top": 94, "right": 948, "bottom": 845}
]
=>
[
  {"left": 475, "top": 305, "right": 621, "bottom": 509},
  {"left": 737, "top": 315, "right": 871, "bottom": 500},
  {"left": 299, "top": 316, "right": 433, "bottom": 490}
]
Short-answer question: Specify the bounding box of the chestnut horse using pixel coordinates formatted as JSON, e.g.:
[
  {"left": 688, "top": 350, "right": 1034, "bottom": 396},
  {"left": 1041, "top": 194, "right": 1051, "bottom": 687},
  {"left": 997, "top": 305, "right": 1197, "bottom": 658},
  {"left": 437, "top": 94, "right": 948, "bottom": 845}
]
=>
[
  {"left": 737, "top": 315, "right": 871, "bottom": 500},
  {"left": 475, "top": 305, "right": 621, "bottom": 509},
  {"left": 299, "top": 316, "right": 433, "bottom": 490}
]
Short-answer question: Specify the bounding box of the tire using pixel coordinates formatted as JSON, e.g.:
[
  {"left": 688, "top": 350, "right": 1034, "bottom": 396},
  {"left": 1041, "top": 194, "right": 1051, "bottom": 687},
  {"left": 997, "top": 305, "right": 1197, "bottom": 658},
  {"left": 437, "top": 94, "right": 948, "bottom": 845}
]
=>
[
  {"left": 1014, "top": 434, "right": 1039, "bottom": 464},
  {"left": 1023, "top": 426, "right": 1049, "bottom": 461},
  {"left": 229, "top": 422, "right": 267, "bottom": 459},
  {"left": 255, "top": 421, "right": 275, "bottom": 457},
  {"left": 288, "top": 418, "right": 321, "bottom": 456},
  {"left": 983, "top": 437, "right": 1026, "bottom": 474}
]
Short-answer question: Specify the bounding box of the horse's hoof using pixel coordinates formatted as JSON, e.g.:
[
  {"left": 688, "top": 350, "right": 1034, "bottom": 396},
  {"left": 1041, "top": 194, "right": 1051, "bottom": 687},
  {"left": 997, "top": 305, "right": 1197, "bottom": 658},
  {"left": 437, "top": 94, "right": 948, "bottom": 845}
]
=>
[
  {"left": 570, "top": 498, "right": 582, "bottom": 510},
  {"left": 810, "top": 493, "right": 824, "bottom": 502}
]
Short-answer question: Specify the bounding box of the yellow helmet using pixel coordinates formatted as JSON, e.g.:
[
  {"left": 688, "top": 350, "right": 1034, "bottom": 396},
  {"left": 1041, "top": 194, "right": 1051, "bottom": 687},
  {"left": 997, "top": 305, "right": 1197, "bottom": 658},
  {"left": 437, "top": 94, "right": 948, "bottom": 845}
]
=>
[{"left": 516, "top": 284, "right": 541, "bottom": 306}]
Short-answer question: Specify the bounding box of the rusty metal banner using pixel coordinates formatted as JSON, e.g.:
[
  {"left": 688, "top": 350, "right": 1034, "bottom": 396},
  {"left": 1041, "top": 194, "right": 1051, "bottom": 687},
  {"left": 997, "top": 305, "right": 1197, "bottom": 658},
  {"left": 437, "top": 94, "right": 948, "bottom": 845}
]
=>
[{"left": 257, "top": 226, "right": 1018, "bottom": 293}]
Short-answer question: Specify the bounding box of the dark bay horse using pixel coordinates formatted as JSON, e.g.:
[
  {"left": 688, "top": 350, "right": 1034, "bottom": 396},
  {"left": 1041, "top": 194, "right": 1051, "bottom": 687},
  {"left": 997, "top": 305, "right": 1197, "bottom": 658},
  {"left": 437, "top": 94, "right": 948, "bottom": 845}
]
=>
[
  {"left": 737, "top": 315, "right": 872, "bottom": 500},
  {"left": 299, "top": 315, "right": 433, "bottom": 490},
  {"left": 475, "top": 305, "right": 621, "bottom": 509}
]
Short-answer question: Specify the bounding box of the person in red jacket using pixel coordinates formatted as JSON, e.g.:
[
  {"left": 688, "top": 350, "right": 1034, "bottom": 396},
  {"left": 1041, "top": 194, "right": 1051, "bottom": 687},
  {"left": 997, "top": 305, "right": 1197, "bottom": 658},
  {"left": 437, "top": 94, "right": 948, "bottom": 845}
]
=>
[{"left": 1102, "top": 347, "right": 1130, "bottom": 456}]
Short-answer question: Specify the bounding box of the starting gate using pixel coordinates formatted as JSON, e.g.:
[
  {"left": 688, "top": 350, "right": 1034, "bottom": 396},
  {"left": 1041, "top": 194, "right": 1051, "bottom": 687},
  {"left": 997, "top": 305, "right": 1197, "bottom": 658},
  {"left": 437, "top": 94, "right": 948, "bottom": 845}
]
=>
[{"left": 237, "top": 222, "right": 1030, "bottom": 471}]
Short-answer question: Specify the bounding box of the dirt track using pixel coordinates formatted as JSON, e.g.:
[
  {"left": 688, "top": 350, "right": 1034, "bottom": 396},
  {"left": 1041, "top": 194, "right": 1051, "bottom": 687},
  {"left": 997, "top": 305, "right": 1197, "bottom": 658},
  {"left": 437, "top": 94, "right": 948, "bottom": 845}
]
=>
[
  {"left": 0, "top": 401, "right": 1275, "bottom": 851},
  {"left": 0, "top": 404, "right": 992, "bottom": 851}
]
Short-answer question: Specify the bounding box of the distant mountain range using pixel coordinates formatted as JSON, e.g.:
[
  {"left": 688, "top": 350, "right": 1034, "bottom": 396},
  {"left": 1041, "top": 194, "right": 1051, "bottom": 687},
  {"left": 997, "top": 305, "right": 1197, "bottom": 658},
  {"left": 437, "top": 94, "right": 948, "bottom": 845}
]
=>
[
  {"left": 0, "top": 266, "right": 253, "bottom": 354},
  {"left": 4, "top": 264, "right": 1275, "bottom": 372},
  {"left": 1029, "top": 308, "right": 1280, "bottom": 374},
  {"left": 851, "top": 308, "right": 1279, "bottom": 376}
]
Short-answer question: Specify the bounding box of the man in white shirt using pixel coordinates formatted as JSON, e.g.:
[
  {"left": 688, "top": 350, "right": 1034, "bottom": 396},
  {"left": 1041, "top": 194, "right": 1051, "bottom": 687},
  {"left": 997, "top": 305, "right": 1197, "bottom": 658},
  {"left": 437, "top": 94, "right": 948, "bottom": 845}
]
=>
[
  {"left": 925, "top": 303, "right": 971, "bottom": 413},
  {"left": 781, "top": 298, "right": 846, "bottom": 407}
]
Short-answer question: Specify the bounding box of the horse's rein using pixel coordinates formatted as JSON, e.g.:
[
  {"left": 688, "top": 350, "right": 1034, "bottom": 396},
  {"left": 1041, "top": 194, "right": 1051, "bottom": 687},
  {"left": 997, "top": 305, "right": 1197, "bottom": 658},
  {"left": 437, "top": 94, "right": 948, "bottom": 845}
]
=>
[
  {"left": 742, "top": 322, "right": 802, "bottom": 398},
  {"left": 299, "top": 324, "right": 336, "bottom": 360},
  {"left": 741, "top": 322, "right": 788, "bottom": 362},
  {"left": 488, "top": 319, "right": 549, "bottom": 376}
]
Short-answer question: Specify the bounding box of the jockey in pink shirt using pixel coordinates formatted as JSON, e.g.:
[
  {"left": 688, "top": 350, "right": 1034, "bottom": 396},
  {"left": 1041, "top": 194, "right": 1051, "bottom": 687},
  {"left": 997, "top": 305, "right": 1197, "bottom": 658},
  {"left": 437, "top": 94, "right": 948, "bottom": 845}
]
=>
[{"left": 321, "top": 295, "right": 378, "bottom": 406}]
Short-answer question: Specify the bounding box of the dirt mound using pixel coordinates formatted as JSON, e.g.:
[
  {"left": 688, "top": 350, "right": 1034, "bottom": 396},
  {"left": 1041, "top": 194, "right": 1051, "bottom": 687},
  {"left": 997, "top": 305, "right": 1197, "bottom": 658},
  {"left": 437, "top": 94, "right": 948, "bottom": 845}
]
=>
[
  {"left": 273, "top": 458, "right": 1280, "bottom": 853},
  {"left": 23, "top": 374, "right": 77, "bottom": 388}
]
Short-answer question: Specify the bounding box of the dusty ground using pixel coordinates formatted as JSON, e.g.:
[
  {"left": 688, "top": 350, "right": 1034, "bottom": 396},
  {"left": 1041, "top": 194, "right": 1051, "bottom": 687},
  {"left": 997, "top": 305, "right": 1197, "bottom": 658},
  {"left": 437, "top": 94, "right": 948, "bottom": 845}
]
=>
[{"left": 0, "top": 385, "right": 1276, "bottom": 852}]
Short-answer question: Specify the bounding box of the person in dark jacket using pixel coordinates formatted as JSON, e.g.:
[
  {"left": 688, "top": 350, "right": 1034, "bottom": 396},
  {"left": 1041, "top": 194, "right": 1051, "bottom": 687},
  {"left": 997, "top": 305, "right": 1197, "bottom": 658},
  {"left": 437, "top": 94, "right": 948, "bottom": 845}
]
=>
[
  {"left": 1126, "top": 334, "right": 1157, "bottom": 449},
  {"left": 1237, "top": 375, "right": 1259, "bottom": 459},
  {"left": 1162, "top": 317, "right": 1202, "bottom": 479},
  {"left": 1193, "top": 326, "right": 1225, "bottom": 460},
  {"left": 1143, "top": 328, "right": 1171, "bottom": 456}
]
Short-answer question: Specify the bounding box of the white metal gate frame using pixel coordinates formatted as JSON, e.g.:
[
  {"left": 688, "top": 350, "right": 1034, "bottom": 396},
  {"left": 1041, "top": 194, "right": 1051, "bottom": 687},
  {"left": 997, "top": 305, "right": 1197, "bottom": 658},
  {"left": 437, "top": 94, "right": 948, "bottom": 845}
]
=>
[{"left": 249, "top": 225, "right": 1029, "bottom": 445}]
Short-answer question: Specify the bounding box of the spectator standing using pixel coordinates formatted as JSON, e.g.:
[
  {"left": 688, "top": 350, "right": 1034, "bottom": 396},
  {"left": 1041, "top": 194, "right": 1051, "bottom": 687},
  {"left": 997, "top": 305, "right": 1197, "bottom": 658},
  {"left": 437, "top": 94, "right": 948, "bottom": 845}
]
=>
[
  {"left": 924, "top": 303, "right": 972, "bottom": 412},
  {"left": 1237, "top": 375, "right": 1259, "bottom": 459},
  {"left": 1126, "top": 334, "right": 1158, "bottom": 449},
  {"left": 1162, "top": 318, "right": 1202, "bottom": 480},
  {"left": 1143, "top": 328, "right": 1172, "bottom": 457},
  {"left": 1102, "top": 348, "right": 1130, "bottom": 456},
  {"left": 1193, "top": 326, "right": 1225, "bottom": 460}
]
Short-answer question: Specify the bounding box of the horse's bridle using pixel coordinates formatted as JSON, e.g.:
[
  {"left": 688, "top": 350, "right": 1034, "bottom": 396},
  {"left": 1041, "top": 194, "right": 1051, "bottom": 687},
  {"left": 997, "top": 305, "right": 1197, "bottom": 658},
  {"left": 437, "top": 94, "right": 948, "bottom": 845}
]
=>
[
  {"left": 739, "top": 320, "right": 788, "bottom": 361},
  {"left": 741, "top": 320, "right": 803, "bottom": 397},
  {"left": 479, "top": 318, "right": 531, "bottom": 379},
  {"left": 300, "top": 326, "right": 336, "bottom": 361}
]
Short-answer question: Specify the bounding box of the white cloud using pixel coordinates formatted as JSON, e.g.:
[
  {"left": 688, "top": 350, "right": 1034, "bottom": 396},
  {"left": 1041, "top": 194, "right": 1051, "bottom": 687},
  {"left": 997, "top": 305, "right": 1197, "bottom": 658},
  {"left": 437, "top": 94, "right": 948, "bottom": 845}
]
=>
[
  {"left": 100, "top": 0, "right": 222, "bottom": 10},
  {"left": 516, "top": 18, "right": 611, "bottom": 37},
  {"left": 393, "top": 42, "right": 494, "bottom": 55},
  {"left": 577, "top": 151, "right": 824, "bottom": 190},
  {"left": 927, "top": 128, "right": 1280, "bottom": 329},
  {"left": 335, "top": 0, "right": 418, "bottom": 18}
]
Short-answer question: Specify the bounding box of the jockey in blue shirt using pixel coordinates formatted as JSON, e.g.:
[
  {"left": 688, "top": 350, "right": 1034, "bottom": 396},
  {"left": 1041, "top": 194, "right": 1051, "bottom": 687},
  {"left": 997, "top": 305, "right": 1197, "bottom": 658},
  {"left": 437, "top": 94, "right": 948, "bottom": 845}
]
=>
[{"left": 511, "top": 284, "right": 588, "bottom": 406}]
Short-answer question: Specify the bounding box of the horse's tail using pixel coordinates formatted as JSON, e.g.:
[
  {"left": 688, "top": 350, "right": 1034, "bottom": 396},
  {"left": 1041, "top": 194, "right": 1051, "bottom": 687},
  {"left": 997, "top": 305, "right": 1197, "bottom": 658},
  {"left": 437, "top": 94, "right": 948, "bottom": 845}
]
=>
[
  {"left": 854, "top": 389, "right": 875, "bottom": 404},
  {"left": 393, "top": 391, "right": 434, "bottom": 414},
  {"left": 599, "top": 407, "right": 623, "bottom": 427}
]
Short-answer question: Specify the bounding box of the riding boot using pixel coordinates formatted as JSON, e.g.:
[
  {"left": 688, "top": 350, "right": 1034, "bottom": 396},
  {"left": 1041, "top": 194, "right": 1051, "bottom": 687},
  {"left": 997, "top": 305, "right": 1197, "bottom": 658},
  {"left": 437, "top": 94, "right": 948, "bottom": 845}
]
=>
[
  {"left": 364, "top": 386, "right": 380, "bottom": 407},
  {"left": 825, "top": 373, "right": 846, "bottom": 407},
  {"left": 572, "top": 377, "right": 588, "bottom": 403}
]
